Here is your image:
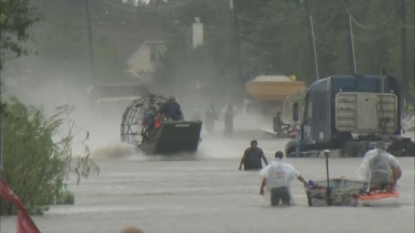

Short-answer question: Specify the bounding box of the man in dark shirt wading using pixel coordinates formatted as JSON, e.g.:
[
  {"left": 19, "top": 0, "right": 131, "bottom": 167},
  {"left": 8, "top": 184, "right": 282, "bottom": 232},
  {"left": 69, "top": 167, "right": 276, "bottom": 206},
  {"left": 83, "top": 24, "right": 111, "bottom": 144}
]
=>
[{"left": 238, "top": 140, "right": 269, "bottom": 171}]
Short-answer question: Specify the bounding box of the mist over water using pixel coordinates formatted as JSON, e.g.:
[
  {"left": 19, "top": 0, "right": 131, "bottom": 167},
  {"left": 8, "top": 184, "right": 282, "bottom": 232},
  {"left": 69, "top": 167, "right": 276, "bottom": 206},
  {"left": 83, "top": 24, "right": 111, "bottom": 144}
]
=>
[
  {"left": 7, "top": 73, "right": 412, "bottom": 162},
  {"left": 4, "top": 63, "right": 278, "bottom": 160},
  {"left": 4, "top": 74, "right": 132, "bottom": 157}
]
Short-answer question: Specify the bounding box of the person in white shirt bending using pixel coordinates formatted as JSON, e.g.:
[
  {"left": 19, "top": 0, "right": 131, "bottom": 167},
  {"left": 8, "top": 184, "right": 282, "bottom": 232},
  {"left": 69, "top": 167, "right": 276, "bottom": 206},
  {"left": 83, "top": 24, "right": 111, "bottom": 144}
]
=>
[{"left": 259, "top": 151, "right": 308, "bottom": 206}]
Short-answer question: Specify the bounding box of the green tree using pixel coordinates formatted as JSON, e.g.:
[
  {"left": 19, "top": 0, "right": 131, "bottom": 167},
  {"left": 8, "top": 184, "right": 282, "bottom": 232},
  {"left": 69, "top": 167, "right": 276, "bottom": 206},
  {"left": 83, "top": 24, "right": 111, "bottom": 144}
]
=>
[
  {"left": 0, "top": 0, "right": 100, "bottom": 216},
  {"left": 240, "top": 0, "right": 313, "bottom": 81},
  {"left": 0, "top": 0, "right": 39, "bottom": 71},
  {"left": 1, "top": 99, "right": 100, "bottom": 215},
  {"left": 148, "top": 0, "right": 413, "bottom": 102},
  {"left": 153, "top": 0, "right": 241, "bottom": 104},
  {"left": 31, "top": 18, "right": 126, "bottom": 85}
]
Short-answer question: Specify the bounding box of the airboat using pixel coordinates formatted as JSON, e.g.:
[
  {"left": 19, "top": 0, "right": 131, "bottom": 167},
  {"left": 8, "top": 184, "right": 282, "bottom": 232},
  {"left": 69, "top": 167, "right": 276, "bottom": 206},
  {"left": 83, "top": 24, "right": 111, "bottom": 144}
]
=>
[{"left": 120, "top": 94, "right": 203, "bottom": 155}]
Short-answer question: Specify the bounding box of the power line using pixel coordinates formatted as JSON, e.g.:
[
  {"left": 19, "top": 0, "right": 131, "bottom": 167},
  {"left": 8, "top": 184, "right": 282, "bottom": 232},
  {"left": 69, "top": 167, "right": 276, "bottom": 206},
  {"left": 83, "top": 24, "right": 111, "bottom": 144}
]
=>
[
  {"left": 88, "top": 13, "right": 406, "bottom": 44},
  {"left": 238, "top": 32, "right": 304, "bottom": 44},
  {"left": 351, "top": 18, "right": 406, "bottom": 40},
  {"left": 353, "top": 26, "right": 401, "bottom": 42},
  {"left": 300, "top": 1, "right": 367, "bottom": 27},
  {"left": 341, "top": 0, "right": 400, "bottom": 30},
  {"left": 242, "top": 40, "right": 300, "bottom": 55},
  {"left": 304, "top": 28, "right": 347, "bottom": 43},
  {"left": 239, "top": 33, "right": 305, "bottom": 47},
  {"left": 237, "top": 12, "right": 301, "bottom": 25},
  {"left": 204, "top": 24, "right": 304, "bottom": 43},
  {"left": 104, "top": 0, "right": 135, "bottom": 12},
  {"left": 240, "top": 2, "right": 365, "bottom": 28},
  {"left": 309, "top": 3, "right": 340, "bottom": 27}
]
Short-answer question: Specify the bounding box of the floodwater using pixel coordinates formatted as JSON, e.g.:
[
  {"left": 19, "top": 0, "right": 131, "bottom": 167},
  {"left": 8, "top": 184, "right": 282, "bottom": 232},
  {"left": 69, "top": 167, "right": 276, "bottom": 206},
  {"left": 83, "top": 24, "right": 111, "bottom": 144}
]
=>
[{"left": 1, "top": 133, "right": 414, "bottom": 233}]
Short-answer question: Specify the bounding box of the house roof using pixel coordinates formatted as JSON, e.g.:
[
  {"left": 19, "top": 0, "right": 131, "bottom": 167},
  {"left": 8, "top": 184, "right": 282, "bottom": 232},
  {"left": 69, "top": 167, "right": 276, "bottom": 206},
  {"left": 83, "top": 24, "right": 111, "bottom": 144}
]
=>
[{"left": 91, "top": 19, "right": 170, "bottom": 62}]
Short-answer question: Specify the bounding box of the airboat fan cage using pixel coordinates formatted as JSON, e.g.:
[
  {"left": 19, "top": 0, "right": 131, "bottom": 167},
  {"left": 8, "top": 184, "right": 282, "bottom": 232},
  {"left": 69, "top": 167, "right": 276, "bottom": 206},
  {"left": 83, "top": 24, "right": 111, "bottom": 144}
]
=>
[{"left": 120, "top": 95, "right": 168, "bottom": 145}]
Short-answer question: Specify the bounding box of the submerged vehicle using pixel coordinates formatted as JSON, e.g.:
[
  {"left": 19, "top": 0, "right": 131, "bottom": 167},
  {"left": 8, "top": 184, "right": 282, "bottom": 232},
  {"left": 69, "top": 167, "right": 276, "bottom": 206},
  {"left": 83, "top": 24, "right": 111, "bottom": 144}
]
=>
[
  {"left": 305, "top": 150, "right": 399, "bottom": 207},
  {"left": 285, "top": 74, "right": 415, "bottom": 158},
  {"left": 120, "top": 94, "right": 203, "bottom": 155}
]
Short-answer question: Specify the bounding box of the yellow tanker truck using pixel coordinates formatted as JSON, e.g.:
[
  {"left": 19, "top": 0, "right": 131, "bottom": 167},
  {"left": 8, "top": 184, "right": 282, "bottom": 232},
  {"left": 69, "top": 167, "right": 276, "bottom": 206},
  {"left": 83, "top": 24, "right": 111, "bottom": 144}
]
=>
[{"left": 244, "top": 75, "right": 306, "bottom": 120}]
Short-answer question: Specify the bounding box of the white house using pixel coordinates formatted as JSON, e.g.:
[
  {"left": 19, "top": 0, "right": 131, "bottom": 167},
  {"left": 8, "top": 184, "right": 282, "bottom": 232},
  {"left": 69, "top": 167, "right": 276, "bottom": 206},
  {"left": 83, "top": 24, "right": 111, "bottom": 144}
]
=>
[
  {"left": 93, "top": 4, "right": 203, "bottom": 81},
  {"left": 127, "top": 17, "right": 203, "bottom": 75},
  {"left": 127, "top": 40, "right": 166, "bottom": 75},
  {"left": 92, "top": 16, "right": 169, "bottom": 82}
]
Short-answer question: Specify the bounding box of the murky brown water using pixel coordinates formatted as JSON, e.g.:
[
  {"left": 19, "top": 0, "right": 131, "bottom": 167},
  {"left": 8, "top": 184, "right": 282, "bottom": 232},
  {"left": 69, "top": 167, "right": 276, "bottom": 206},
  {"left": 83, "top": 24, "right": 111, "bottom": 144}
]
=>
[{"left": 1, "top": 136, "right": 414, "bottom": 233}]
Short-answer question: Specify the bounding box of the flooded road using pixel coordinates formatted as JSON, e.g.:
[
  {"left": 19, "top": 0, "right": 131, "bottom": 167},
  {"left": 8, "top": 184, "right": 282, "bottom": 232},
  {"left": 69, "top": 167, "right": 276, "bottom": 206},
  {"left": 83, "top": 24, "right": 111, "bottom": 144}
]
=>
[{"left": 1, "top": 136, "right": 414, "bottom": 233}]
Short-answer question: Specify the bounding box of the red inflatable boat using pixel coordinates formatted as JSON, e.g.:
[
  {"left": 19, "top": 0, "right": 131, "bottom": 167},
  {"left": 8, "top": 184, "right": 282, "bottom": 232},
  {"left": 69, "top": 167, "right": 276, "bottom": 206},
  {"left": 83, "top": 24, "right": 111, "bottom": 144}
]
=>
[{"left": 352, "top": 190, "right": 399, "bottom": 206}]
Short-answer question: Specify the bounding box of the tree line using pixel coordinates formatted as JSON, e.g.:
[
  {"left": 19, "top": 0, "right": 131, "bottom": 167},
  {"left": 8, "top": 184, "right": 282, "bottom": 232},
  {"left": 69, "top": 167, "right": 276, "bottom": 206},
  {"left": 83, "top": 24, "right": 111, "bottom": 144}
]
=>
[{"left": 146, "top": 0, "right": 414, "bottom": 104}]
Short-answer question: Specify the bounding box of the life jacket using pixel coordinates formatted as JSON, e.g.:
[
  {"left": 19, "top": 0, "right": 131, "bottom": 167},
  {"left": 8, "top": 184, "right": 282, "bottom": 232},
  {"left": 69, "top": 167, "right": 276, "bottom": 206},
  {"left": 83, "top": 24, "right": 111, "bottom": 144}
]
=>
[{"left": 154, "top": 115, "right": 162, "bottom": 129}]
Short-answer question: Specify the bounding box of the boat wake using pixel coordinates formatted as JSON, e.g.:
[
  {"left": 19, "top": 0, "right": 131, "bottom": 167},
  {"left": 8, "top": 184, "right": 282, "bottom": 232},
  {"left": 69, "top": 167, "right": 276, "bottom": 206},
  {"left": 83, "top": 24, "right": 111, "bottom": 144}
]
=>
[{"left": 89, "top": 142, "right": 138, "bottom": 159}]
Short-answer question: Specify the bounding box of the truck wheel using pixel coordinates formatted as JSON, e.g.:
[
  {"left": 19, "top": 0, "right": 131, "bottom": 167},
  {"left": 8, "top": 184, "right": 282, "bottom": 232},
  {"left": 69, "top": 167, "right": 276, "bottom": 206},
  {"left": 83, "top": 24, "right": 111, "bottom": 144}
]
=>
[
  {"left": 288, "top": 151, "right": 300, "bottom": 158},
  {"left": 356, "top": 142, "right": 369, "bottom": 158},
  {"left": 405, "top": 142, "right": 414, "bottom": 157},
  {"left": 342, "top": 141, "right": 359, "bottom": 158}
]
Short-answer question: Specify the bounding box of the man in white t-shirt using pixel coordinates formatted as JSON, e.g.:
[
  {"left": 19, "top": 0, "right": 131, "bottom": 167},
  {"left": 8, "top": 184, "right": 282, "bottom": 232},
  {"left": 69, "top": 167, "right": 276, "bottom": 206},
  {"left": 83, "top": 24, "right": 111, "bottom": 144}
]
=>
[{"left": 259, "top": 151, "right": 307, "bottom": 206}]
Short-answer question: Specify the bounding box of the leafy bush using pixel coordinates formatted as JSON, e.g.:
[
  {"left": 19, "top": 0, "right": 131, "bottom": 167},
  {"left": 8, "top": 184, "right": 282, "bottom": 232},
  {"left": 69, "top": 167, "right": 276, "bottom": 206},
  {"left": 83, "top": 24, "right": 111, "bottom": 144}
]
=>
[{"left": 0, "top": 97, "right": 99, "bottom": 215}]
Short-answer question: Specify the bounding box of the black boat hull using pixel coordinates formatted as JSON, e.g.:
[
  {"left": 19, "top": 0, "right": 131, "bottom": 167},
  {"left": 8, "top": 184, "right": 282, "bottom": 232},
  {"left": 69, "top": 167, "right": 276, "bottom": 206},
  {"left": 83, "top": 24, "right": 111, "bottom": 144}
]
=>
[{"left": 138, "top": 121, "right": 203, "bottom": 155}]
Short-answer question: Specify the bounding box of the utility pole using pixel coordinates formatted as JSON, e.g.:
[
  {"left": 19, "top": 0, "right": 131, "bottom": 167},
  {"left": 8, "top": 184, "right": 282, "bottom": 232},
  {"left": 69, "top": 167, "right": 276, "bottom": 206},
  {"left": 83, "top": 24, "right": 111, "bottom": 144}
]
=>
[
  {"left": 346, "top": 14, "right": 357, "bottom": 74},
  {"left": 342, "top": 0, "right": 357, "bottom": 74},
  {"left": 0, "top": 83, "right": 3, "bottom": 172},
  {"left": 230, "top": 0, "right": 243, "bottom": 82},
  {"left": 302, "top": 0, "right": 319, "bottom": 80},
  {"left": 401, "top": 0, "right": 408, "bottom": 104},
  {"left": 230, "top": 0, "right": 244, "bottom": 103},
  {"left": 84, "top": 0, "right": 97, "bottom": 86},
  {"left": 0, "top": 105, "right": 3, "bottom": 173},
  {"left": 310, "top": 16, "right": 319, "bottom": 80}
]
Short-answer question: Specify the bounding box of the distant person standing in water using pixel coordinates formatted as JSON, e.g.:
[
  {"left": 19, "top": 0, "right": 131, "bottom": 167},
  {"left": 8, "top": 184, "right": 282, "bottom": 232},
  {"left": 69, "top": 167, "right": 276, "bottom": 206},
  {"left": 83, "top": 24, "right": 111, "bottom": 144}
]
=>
[
  {"left": 239, "top": 140, "right": 269, "bottom": 171},
  {"left": 223, "top": 104, "right": 235, "bottom": 138},
  {"left": 204, "top": 104, "right": 218, "bottom": 133}
]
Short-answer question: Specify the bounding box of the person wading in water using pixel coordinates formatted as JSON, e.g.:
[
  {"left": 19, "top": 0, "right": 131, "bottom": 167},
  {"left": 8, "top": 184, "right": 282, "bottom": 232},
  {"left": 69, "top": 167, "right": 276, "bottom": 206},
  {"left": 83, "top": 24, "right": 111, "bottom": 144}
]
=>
[
  {"left": 238, "top": 140, "right": 269, "bottom": 171},
  {"left": 259, "top": 151, "right": 308, "bottom": 206}
]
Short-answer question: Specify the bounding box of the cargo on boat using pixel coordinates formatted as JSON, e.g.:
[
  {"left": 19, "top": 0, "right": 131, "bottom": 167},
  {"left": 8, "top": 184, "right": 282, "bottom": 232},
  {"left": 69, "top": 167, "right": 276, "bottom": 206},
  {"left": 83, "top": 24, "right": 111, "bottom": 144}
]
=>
[
  {"left": 305, "top": 178, "right": 365, "bottom": 206},
  {"left": 305, "top": 179, "right": 400, "bottom": 207}
]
